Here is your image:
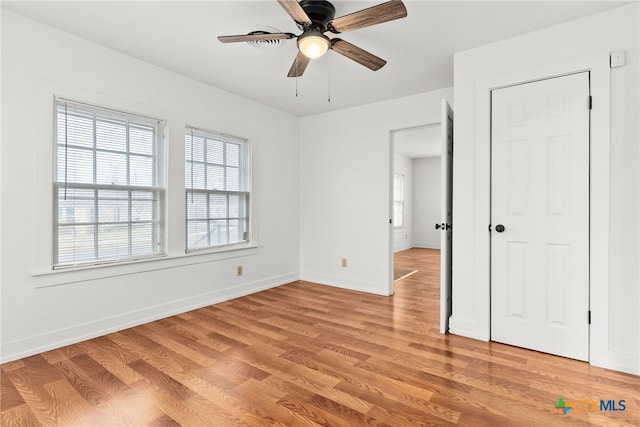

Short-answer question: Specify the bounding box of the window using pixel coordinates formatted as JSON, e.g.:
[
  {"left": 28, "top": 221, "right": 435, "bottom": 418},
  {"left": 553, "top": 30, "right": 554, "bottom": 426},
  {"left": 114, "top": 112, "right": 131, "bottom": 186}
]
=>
[
  {"left": 185, "top": 127, "right": 250, "bottom": 251},
  {"left": 393, "top": 173, "right": 404, "bottom": 228},
  {"left": 53, "top": 98, "right": 165, "bottom": 268}
]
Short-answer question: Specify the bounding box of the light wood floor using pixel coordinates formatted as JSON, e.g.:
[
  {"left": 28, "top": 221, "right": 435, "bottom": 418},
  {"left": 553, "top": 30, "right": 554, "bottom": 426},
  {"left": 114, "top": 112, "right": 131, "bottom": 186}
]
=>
[{"left": 2, "top": 248, "right": 638, "bottom": 426}]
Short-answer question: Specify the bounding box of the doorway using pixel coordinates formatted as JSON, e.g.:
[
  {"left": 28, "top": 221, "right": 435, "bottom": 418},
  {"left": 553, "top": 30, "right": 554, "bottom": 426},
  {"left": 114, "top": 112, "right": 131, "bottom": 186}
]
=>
[
  {"left": 390, "top": 100, "right": 454, "bottom": 335},
  {"left": 390, "top": 124, "right": 442, "bottom": 300},
  {"left": 490, "top": 72, "right": 590, "bottom": 361},
  {"left": 391, "top": 123, "right": 442, "bottom": 252}
]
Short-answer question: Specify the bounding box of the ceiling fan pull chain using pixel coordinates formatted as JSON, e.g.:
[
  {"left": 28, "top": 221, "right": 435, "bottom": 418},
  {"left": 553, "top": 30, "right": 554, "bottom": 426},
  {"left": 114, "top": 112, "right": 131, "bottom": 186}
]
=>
[
  {"left": 295, "top": 54, "right": 299, "bottom": 97},
  {"left": 327, "top": 52, "right": 331, "bottom": 103}
]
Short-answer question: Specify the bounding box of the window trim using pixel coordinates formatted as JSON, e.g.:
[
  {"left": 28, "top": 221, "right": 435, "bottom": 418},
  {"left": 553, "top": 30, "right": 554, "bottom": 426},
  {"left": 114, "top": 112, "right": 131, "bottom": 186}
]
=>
[
  {"left": 393, "top": 172, "right": 405, "bottom": 229},
  {"left": 52, "top": 96, "right": 167, "bottom": 269}
]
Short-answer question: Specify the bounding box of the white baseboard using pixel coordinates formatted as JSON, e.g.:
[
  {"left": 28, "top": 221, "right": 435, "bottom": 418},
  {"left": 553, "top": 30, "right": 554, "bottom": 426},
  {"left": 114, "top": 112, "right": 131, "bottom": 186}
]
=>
[
  {"left": 299, "top": 271, "right": 391, "bottom": 296},
  {"left": 394, "top": 243, "right": 413, "bottom": 253},
  {"left": 448, "top": 316, "right": 490, "bottom": 341},
  {"left": 413, "top": 242, "right": 441, "bottom": 249},
  {"left": 590, "top": 357, "right": 640, "bottom": 376},
  {"left": 0, "top": 273, "right": 297, "bottom": 363}
]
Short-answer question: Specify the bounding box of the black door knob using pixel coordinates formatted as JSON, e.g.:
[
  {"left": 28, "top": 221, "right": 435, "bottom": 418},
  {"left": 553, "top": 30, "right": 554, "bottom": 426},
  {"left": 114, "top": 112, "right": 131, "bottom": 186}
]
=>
[
  {"left": 495, "top": 224, "right": 505, "bottom": 233},
  {"left": 435, "top": 223, "right": 443, "bottom": 230}
]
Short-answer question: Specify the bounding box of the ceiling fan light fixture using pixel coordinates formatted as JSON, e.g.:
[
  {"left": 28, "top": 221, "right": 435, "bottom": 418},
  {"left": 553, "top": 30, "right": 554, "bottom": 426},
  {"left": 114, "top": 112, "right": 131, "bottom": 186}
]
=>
[
  {"left": 297, "top": 29, "right": 330, "bottom": 59},
  {"left": 219, "top": 0, "right": 409, "bottom": 78}
]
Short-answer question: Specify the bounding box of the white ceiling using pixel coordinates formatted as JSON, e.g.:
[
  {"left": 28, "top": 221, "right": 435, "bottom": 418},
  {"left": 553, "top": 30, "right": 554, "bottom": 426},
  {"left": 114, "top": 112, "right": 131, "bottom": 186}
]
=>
[{"left": 2, "top": 0, "right": 629, "bottom": 117}]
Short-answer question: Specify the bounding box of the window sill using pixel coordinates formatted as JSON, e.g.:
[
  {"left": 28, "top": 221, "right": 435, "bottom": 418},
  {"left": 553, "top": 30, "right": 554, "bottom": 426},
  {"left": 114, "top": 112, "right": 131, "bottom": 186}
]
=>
[{"left": 32, "top": 244, "right": 259, "bottom": 289}]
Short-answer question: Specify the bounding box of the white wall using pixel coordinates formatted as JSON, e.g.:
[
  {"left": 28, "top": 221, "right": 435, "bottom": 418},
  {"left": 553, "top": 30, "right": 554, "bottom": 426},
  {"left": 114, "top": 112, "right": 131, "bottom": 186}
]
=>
[
  {"left": 0, "top": 12, "right": 300, "bottom": 362},
  {"left": 393, "top": 153, "right": 413, "bottom": 252},
  {"left": 413, "top": 157, "right": 441, "bottom": 249},
  {"left": 300, "top": 87, "right": 453, "bottom": 295},
  {"left": 451, "top": 4, "right": 639, "bottom": 374}
]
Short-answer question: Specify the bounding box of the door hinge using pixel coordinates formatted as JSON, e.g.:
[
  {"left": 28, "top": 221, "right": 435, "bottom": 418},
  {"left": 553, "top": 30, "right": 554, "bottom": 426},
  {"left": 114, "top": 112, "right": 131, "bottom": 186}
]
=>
[
  {"left": 589, "top": 96, "right": 593, "bottom": 110},
  {"left": 588, "top": 310, "right": 591, "bottom": 324}
]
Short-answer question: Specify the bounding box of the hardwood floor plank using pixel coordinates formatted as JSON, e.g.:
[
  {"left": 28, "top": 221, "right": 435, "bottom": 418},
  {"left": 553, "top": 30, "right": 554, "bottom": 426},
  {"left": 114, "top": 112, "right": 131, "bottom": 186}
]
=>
[
  {"left": 209, "top": 353, "right": 271, "bottom": 382},
  {"left": 73, "top": 337, "right": 144, "bottom": 386},
  {"left": 128, "top": 359, "right": 198, "bottom": 402},
  {"left": 0, "top": 403, "right": 40, "bottom": 427},
  {"left": 146, "top": 413, "right": 182, "bottom": 427},
  {"left": 0, "top": 360, "right": 26, "bottom": 372},
  {"left": 2, "top": 248, "right": 638, "bottom": 426},
  {"left": 128, "top": 379, "right": 220, "bottom": 426},
  {"left": 44, "top": 378, "right": 136, "bottom": 426},
  {"left": 340, "top": 372, "right": 462, "bottom": 425},
  {"left": 49, "top": 358, "right": 111, "bottom": 408},
  {"left": 366, "top": 403, "right": 457, "bottom": 427},
  {"left": 301, "top": 347, "right": 461, "bottom": 424},
  {"left": 109, "top": 329, "right": 205, "bottom": 375},
  {"left": 274, "top": 394, "right": 332, "bottom": 426},
  {"left": 258, "top": 376, "right": 318, "bottom": 407},
  {"left": 107, "top": 388, "right": 166, "bottom": 426},
  {"left": 237, "top": 344, "right": 342, "bottom": 392},
  {"left": 4, "top": 367, "right": 67, "bottom": 426},
  {"left": 223, "top": 378, "right": 307, "bottom": 426},
  {"left": 305, "top": 393, "right": 379, "bottom": 426},
  {"left": 0, "top": 366, "right": 25, "bottom": 411},
  {"left": 142, "top": 321, "right": 225, "bottom": 363}
]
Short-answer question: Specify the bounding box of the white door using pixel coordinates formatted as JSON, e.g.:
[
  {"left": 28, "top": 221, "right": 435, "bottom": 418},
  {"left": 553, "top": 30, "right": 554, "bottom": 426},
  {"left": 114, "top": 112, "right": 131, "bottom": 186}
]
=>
[
  {"left": 491, "top": 72, "right": 590, "bottom": 361},
  {"left": 439, "top": 99, "right": 454, "bottom": 334}
]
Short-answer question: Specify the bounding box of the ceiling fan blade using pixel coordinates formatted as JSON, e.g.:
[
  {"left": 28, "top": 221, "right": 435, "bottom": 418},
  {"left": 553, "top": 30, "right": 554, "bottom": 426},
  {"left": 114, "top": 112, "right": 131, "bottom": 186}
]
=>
[
  {"left": 287, "top": 51, "right": 311, "bottom": 77},
  {"left": 277, "top": 0, "right": 312, "bottom": 25},
  {"left": 218, "top": 33, "right": 295, "bottom": 43},
  {"left": 329, "top": 0, "right": 407, "bottom": 34},
  {"left": 330, "top": 39, "right": 386, "bottom": 71}
]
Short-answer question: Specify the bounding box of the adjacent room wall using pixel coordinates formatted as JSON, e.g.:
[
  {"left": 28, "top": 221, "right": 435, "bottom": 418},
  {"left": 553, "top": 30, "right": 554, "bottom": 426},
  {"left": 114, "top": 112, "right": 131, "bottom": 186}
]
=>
[
  {"left": 299, "top": 87, "right": 453, "bottom": 295},
  {"left": 413, "top": 156, "right": 441, "bottom": 249},
  {"left": 0, "top": 11, "right": 300, "bottom": 362},
  {"left": 393, "top": 153, "right": 413, "bottom": 252},
  {"left": 451, "top": 3, "right": 639, "bottom": 374}
]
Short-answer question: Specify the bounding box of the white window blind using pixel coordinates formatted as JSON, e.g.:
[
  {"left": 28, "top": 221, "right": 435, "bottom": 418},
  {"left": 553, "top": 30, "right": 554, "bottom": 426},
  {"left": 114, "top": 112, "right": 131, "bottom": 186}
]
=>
[
  {"left": 53, "top": 98, "right": 165, "bottom": 268},
  {"left": 185, "top": 127, "right": 250, "bottom": 252},
  {"left": 393, "top": 173, "right": 404, "bottom": 228}
]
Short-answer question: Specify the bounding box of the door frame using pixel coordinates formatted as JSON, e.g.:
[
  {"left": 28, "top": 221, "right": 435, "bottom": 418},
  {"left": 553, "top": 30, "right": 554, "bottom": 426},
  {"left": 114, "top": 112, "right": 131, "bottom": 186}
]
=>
[
  {"left": 388, "top": 114, "right": 441, "bottom": 296},
  {"left": 461, "top": 53, "right": 611, "bottom": 365}
]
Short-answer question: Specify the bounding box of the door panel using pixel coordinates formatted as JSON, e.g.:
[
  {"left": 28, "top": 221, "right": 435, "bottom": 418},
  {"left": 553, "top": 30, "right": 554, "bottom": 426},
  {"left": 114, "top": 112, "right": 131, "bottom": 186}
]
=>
[
  {"left": 507, "top": 139, "right": 529, "bottom": 215},
  {"left": 440, "top": 99, "right": 453, "bottom": 334},
  {"left": 506, "top": 241, "right": 528, "bottom": 319},
  {"left": 491, "top": 72, "right": 590, "bottom": 361}
]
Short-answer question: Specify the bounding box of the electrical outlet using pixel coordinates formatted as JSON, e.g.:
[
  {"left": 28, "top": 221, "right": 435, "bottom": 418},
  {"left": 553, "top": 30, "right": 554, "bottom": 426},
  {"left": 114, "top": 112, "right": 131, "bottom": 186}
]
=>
[
  {"left": 341, "top": 258, "right": 348, "bottom": 268},
  {"left": 237, "top": 265, "right": 243, "bottom": 276}
]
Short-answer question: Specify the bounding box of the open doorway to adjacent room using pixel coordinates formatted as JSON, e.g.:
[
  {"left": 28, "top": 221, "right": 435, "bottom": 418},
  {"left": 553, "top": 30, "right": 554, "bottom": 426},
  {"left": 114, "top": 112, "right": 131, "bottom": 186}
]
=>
[{"left": 390, "top": 123, "right": 442, "bottom": 298}]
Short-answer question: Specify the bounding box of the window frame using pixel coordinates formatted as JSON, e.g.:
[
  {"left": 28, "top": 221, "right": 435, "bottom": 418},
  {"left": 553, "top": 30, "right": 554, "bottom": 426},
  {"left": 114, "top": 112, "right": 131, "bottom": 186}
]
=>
[
  {"left": 52, "top": 97, "right": 167, "bottom": 269},
  {"left": 393, "top": 172, "right": 405, "bottom": 229},
  {"left": 184, "top": 126, "right": 252, "bottom": 253}
]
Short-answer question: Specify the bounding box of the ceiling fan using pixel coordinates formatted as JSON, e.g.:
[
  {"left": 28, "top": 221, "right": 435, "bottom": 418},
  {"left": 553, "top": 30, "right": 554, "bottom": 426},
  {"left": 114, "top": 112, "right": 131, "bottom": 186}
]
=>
[{"left": 218, "top": 0, "right": 407, "bottom": 77}]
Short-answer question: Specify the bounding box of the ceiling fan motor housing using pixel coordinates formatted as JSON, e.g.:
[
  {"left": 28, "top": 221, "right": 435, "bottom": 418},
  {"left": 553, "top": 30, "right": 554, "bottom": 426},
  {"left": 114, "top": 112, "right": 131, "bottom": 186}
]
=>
[{"left": 298, "top": 0, "right": 336, "bottom": 30}]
